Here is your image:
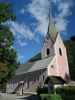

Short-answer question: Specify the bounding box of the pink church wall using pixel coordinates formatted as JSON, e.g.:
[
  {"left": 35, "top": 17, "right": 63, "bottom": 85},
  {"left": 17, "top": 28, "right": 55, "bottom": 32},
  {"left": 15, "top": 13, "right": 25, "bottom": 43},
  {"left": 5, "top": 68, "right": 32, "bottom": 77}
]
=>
[
  {"left": 47, "top": 34, "right": 69, "bottom": 81},
  {"left": 54, "top": 34, "right": 70, "bottom": 80},
  {"left": 48, "top": 57, "right": 58, "bottom": 76}
]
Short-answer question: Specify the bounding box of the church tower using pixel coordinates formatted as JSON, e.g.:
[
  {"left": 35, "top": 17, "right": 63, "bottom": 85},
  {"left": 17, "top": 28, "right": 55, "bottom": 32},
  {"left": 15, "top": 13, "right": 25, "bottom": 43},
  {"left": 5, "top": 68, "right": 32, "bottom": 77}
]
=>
[
  {"left": 41, "top": 6, "right": 58, "bottom": 59},
  {"left": 41, "top": 4, "right": 70, "bottom": 80}
]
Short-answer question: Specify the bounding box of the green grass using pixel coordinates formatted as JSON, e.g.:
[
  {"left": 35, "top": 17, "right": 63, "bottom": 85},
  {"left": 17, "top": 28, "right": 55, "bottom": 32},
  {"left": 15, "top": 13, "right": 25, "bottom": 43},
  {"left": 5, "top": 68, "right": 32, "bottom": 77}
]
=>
[{"left": 40, "top": 94, "right": 62, "bottom": 100}]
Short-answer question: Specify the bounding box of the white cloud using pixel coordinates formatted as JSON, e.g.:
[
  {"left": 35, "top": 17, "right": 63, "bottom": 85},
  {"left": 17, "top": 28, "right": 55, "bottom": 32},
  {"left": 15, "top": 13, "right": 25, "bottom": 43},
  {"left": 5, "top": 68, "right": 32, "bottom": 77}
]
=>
[
  {"left": 26, "top": 0, "right": 73, "bottom": 35},
  {"left": 5, "top": 20, "right": 35, "bottom": 47},
  {"left": 55, "top": 18, "right": 68, "bottom": 32},
  {"left": 7, "top": 21, "right": 34, "bottom": 40},
  {"left": 6, "top": 0, "right": 73, "bottom": 45},
  {"left": 27, "top": 0, "right": 50, "bottom": 36},
  {"left": 58, "top": 2, "right": 72, "bottom": 17},
  {"left": 54, "top": 0, "right": 73, "bottom": 32},
  {"left": 14, "top": 33, "right": 28, "bottom": 46},
  {"left": 10, "top": 21, "right": 34, "bottom": 40},
  {"left": 17, "top": 39, "right": 28, "bottom": 47}
]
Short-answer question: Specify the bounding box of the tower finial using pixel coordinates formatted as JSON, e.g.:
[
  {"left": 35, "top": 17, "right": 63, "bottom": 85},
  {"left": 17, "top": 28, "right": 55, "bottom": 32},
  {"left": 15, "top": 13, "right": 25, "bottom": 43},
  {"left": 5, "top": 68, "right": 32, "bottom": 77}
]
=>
[{"left": 47, "top": 1, "right": 52, "bottom": 38}]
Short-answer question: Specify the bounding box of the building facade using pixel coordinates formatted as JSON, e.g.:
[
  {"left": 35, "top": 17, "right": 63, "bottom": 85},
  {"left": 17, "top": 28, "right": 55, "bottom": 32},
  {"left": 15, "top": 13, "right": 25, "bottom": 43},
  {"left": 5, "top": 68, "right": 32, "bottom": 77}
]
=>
[{"left": 6, "top": 13, "right": 70, "bottom": 94}]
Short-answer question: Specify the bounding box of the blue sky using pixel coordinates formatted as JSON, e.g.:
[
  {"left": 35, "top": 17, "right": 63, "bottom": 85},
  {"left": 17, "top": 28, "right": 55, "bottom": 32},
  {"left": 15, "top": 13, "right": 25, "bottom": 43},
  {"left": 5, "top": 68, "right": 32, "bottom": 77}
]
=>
[{"left": 0, "top": 0, "right": 75, "bottom": 63}]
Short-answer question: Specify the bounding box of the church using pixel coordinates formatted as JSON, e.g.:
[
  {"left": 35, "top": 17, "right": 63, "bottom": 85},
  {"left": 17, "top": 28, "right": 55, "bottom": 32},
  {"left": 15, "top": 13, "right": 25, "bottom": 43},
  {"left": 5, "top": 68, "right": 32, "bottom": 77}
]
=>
[{"left": 6, "top": 9, "right": 70, "bottom": 95}]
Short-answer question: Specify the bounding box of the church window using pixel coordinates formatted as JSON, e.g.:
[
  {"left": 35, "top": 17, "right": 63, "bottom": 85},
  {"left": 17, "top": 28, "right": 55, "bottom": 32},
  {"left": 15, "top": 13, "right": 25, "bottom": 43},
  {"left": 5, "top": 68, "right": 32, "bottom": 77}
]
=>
[
  {"left": 27, "top": 81, "right": 29, "bottom": 88},
  {"left": 43, "top": 75, "right": 44, "bottom": 81},
  {"left": 59, "top": 48, "right": 62, "bottom": 56},
  {"left": 51, "top": 65, "right": 54, "bottom": 68},
  {"left": 47, "top": 48, "right": 50, "bottom": 56}
]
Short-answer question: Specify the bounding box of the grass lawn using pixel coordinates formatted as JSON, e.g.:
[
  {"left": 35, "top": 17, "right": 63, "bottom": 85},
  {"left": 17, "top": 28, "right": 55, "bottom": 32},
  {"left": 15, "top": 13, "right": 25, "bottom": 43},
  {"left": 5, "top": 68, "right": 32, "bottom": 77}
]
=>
[{"left": 40, "top": 94, "right": 62, "bottom": 100}]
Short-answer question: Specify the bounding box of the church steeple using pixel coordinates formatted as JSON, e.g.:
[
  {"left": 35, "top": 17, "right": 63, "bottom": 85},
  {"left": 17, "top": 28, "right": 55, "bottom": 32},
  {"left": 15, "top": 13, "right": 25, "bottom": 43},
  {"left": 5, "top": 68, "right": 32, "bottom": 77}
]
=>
[
  {"left": 46, "top": 3, "right": 58, "bottom": 43},
  {"left": 41, "top": 3, "right": 58, "bottom": 59}
]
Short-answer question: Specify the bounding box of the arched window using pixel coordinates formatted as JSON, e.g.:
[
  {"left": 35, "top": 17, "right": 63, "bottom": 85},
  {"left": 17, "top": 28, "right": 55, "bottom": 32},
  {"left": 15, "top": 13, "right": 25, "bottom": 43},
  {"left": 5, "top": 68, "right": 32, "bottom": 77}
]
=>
[
  {"left": 59, "top": 48, "right": 62, "bottom": 56},
  {"left": 47, "top": 48, "right": 50, "bottom": 56}
]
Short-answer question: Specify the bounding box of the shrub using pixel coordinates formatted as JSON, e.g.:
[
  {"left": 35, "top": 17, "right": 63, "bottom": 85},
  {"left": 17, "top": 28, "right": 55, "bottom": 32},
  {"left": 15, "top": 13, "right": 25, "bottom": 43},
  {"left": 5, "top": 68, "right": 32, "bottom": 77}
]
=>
[
  {"left": 56, "top": 86, "right": 75, "bottom": 95},
  {"left": 36, "top": 86, "right": 48, "bottom": 95},
  {"left": 55, "top": 86, "right": 75, "bottom": 100}
]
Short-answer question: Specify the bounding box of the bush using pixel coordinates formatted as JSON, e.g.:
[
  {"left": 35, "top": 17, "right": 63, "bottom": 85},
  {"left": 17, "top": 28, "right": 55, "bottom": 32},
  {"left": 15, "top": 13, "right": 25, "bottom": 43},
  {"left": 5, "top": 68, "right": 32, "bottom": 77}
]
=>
[
  {"left": 55, "top": 86, "right": 75, "bottom": 100},
  {"left": 40, "top": 94, "right": 62, "bottom": 100},
  {"left": 36, "top": 86, "right": 48, "bottom": 95},
  {"left": 56, "top": 86, "right": 75, "bottom": 95}
]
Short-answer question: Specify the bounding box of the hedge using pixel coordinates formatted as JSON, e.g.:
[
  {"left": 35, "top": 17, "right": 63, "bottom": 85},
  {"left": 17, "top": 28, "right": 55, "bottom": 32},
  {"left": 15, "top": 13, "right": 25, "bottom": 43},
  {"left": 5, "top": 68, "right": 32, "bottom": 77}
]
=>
[
  {"left": 55, "top": 86, "right": 75, "bottom": 100},
  {"left": 56, "top": 86, "right": 75, "bottom": 95},
  {"left": 36, "top": 87, "right": 48, "bottom": 95}
]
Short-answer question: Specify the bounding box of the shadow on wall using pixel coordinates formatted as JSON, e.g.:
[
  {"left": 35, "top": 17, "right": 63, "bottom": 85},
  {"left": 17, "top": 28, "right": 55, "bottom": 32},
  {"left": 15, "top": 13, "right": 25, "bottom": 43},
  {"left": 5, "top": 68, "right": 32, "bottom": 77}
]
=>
[{"left": 65, "top": 73, "right": 70, "bottom": 82}]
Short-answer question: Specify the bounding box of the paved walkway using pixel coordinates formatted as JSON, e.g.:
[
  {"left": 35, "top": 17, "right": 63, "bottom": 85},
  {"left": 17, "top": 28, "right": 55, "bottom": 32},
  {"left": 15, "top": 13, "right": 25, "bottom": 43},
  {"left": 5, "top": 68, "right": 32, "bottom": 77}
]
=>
[
  {"left": 0, "top": 94, "right": 39, "bottom": 100},
  {"left": 0, "top": 94, "right": 26, "bottom": 100}
]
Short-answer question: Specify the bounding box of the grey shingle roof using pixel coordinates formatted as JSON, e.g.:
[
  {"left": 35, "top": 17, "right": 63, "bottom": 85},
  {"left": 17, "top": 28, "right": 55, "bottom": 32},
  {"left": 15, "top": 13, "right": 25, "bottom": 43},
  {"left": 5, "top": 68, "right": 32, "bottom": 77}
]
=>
[{"left": 15, "top": 56, "right": 53, "bottom": 75}]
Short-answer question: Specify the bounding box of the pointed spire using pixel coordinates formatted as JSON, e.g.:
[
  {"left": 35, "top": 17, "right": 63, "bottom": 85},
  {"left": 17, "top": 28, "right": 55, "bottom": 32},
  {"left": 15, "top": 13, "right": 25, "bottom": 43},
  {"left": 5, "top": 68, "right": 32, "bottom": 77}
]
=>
[
  {"left": 46, "top": 2, "right": 58, "bottom": 42},
  {"left": 46, "top": 5, "right": 51, "bottom": 38}
]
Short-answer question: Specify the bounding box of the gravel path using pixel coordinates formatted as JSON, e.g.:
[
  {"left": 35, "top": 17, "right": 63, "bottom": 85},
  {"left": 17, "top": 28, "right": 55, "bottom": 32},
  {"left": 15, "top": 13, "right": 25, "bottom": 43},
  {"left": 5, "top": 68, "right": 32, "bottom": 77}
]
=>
[
  {"left": 0, "top": 94, "right": 39, "bottom": 100},
  {"left": 0, "top": 95, "right": 16, "bottom": 100},
  {"left": 0, "top": 94, "right": 25, "bottom": 100}
]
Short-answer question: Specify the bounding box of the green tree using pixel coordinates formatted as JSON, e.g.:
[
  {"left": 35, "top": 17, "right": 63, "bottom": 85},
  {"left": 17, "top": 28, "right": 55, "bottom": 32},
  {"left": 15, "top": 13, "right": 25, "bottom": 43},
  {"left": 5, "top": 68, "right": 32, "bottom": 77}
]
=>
[
  {"left": 65, "top": 36, "right": 75, "bottom": 80},
  {"left": 0, "top": 3, "right": 17, "bottom": 89},
  {"left": 0, "top": 3, "right": 15, "bottom": 23}
]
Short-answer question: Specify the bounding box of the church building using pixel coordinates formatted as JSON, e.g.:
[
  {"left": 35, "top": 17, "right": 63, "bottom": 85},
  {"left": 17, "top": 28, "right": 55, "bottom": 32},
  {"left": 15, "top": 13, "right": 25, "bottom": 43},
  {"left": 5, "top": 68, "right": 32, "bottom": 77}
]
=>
[{"left": 6, "top": 9, "right": 70, "bottom": 94}]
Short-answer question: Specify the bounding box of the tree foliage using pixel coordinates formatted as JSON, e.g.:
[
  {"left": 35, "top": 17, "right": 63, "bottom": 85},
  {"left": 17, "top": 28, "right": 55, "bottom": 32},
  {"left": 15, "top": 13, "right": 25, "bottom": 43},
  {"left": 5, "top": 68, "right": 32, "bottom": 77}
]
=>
[
  {"left": 0, "top": 3, "right": 15, "bottom": 23},
  {"left": 65, "top": 36, "right": 75, "bottom": 80},
  {"left": 0, "top": 2, "right": 17, "bottom": 87}
]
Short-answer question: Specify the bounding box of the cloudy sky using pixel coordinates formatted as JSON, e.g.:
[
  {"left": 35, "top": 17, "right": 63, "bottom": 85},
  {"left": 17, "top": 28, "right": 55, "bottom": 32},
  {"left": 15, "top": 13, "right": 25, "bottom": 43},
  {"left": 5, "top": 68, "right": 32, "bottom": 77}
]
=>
[{"left": 0, "top": 0, "right": 75, "bottom": 63}]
